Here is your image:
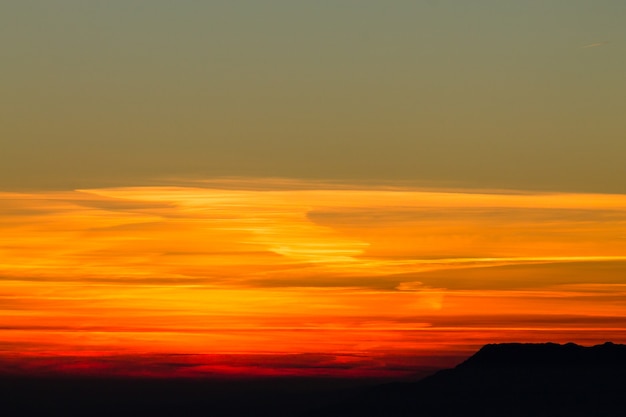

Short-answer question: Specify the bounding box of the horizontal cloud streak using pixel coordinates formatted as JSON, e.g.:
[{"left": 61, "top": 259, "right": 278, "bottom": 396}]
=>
[{"left": 1, "top": 179, "right": 626, "bottom": 376}]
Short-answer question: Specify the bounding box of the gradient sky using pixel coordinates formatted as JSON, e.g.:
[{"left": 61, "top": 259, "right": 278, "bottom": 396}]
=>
[
  {"left": 1, "top": 1, "right": 626, "bottom": 378},
  {"left": 2, "top": 0, "right": 626, "bottom": 191}
]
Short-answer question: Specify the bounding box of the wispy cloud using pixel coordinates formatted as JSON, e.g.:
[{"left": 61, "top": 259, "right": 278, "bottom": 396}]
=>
[
  {"left": 2, "top": 179, "right": 626, "bottom": 376},
  {"left": 582, "top": 41, "right": 609, "bottom": 48}
]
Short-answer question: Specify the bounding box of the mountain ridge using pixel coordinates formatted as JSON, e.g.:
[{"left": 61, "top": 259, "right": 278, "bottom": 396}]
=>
[
  {"left": 457, "top": 341, "right": 626, "bottom": 369},
  {"left": 4, "top": 342, "right": 626, "bottom": 417},
  {"left": 308, "top": 342, "right": 626, "bottom": 417}
]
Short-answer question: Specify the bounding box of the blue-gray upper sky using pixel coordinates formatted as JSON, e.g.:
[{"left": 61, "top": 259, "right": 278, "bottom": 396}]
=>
[{"left": 2, "top": 0, "right": 625, "bottom": 191}]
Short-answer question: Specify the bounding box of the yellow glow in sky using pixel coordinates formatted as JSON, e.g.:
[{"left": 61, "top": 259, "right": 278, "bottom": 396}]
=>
[{"left": 2, "top": 179, "right": 626, "bottom": 377}]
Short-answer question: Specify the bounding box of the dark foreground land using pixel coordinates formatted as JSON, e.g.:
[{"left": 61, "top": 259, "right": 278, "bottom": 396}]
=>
[
  {"left": 1, "top": 376, "right": 372, "bottom": 417},
  {"left": 4, "top": 342, "right": 626, "bottom": 417},
  {"left": 308, "top": 341, "right": 626, "bottom": 417}
]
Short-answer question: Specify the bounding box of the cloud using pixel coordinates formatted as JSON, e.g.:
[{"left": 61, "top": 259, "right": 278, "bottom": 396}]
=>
[
  {"left": 3, "top": 179, "right": 626, "bottom": 374},
  {"left": 582, "top": 41, "right": 609, "bottom": 48},
  {"left": 0, "top": 351, "right": 458, "bottom": 378}
]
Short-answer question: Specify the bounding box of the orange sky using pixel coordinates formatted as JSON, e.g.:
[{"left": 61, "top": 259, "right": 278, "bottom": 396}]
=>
[{"left": 2, "top": 179, "right": 626, "bottom": 378}]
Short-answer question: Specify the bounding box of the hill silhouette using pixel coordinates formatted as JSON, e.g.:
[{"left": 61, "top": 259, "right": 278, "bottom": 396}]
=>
[
  {"left": 308, "top": 342, "right": 626, "bottom": 417},
  {"left": 4, "top": 342, "right": 626, "bottom": 416}
]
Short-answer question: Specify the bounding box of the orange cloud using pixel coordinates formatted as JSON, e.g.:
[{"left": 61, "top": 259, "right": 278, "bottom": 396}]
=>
[{"left": 2, "top": 179, "right": 626, "bottom": 376}]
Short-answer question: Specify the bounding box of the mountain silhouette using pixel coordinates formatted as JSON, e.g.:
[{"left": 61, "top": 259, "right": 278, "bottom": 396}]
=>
[
  {"left": 4, "top": 342, "right": 626, "bottom": 416},
  {"left": 308, "top": 342, "right": 626, "bottom": 417}
]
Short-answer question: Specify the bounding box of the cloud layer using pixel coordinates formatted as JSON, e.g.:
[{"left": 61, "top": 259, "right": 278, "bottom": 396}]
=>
[{"left": 2, "top": 179, "right": 626, "bottom": 377}]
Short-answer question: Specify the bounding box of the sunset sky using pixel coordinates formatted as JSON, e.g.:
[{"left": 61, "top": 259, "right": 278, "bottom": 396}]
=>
[{"left": 1, "top": 1, "right": 626, "bottom": 378}]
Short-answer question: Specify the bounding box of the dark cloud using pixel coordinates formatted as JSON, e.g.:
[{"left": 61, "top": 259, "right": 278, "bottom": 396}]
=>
[
  {"left": 408, "top": 261, "right": 626, "bottom": 290},
  {"left": 0, "top": 351, "right": 446, "bottom": 378},
  {"left": 308, "top": 207, "right": 626, "bottom": 227}
]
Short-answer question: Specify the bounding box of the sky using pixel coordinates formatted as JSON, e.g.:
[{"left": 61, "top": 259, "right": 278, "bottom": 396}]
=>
[{"left": 1, "top": 1, "right": 626, "bottom": 378}]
